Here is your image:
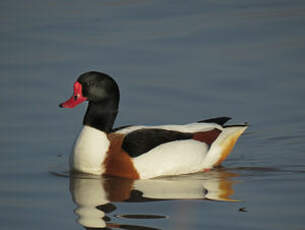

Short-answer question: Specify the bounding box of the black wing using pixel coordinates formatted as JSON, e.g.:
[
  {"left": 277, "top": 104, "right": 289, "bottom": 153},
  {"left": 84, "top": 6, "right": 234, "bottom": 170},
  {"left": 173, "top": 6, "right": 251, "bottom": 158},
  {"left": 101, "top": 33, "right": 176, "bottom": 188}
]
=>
[{"left": 122, "top": 128, "right": 193, "bottom": 158}]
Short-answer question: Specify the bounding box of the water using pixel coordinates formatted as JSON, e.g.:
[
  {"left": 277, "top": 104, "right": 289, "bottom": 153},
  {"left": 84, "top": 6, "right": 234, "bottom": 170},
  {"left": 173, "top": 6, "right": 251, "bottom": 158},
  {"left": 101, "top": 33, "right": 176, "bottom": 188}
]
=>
[{"left": 1, "top": 0, "right": 305, "bottom": 229}]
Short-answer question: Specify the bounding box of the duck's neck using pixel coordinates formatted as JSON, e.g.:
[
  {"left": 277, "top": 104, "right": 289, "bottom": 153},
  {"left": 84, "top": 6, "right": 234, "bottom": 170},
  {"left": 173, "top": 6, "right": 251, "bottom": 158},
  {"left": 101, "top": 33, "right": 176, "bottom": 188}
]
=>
[{"left": 83, "top": 101, "right": 118, "bottom": 133}]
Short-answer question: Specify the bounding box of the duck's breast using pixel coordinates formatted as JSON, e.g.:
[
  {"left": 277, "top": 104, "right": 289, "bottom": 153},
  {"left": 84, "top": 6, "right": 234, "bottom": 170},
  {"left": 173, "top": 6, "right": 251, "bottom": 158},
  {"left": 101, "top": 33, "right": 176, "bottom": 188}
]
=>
[{"left": 71, "top": 126, "right": 110, "bottom": 175}]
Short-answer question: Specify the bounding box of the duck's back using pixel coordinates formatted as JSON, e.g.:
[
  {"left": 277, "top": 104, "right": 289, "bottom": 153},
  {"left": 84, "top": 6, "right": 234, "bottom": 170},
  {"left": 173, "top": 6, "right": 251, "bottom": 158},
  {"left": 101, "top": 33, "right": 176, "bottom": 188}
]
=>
[{"left": 112, "top": 122, "right": 246, "bottom": 179}]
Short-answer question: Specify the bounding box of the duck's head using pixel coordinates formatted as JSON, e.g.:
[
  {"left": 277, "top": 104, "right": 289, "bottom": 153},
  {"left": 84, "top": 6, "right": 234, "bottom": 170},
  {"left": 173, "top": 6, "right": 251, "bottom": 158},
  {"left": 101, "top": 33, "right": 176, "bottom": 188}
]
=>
[
  {"left": 59, "top": 71, "right": 120, "bottom": 109},
  {"left": 59, "top": 71, "right": 120, "bottom": 132}
]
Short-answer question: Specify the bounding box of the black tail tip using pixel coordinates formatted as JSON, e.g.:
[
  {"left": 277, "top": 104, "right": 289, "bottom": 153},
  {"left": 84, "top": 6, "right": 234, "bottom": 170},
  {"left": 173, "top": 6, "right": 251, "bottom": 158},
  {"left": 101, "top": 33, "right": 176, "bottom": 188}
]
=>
[{"left": 198, "top": 117, "right": 232, "bottom": 126}]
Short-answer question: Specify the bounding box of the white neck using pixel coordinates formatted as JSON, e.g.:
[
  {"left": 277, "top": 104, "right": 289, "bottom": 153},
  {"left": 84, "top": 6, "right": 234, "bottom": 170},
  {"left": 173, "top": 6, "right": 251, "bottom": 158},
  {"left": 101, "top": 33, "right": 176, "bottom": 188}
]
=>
[{"left": 70, "top": 126, "right": 110, "bottom": 175}]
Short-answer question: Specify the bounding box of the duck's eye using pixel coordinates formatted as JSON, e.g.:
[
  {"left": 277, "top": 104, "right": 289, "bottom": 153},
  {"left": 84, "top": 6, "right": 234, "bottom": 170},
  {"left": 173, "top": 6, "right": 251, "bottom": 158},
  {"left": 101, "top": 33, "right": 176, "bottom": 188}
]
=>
[{"left": 74, "top": 95, "right": 78, "bottom": 101}]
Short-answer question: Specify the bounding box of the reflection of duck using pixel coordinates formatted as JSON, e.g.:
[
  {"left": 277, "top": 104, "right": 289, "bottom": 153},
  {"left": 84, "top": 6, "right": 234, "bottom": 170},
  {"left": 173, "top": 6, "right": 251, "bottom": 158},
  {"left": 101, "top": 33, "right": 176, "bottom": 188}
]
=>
[
  {"left": 60, "top": 71, "right": 247, "bottom": 179},
  {"left": 70, "top": 170, "right": 238, "bottom": 228}
]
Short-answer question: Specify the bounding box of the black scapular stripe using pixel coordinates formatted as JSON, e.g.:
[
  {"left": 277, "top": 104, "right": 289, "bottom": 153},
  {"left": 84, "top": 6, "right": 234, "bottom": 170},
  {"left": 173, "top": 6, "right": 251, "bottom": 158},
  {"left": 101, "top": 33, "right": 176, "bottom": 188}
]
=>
[{"left": 122, "top": 128, "right": 193, "bottom": 158}]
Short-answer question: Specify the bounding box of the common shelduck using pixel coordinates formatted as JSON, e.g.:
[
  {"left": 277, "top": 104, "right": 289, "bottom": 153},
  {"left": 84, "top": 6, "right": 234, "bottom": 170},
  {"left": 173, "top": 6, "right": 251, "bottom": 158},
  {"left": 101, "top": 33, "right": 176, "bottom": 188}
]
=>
[{"left": 59, "top": 71, "right": 247, "bottom": 179}]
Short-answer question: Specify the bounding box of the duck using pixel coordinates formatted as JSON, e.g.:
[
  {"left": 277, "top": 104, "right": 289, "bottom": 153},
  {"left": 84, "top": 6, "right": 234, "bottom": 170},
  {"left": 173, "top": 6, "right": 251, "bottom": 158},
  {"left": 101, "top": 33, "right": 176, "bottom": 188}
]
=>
[{"left": 59, "top": 71, "right": 247, "bottom": 179}]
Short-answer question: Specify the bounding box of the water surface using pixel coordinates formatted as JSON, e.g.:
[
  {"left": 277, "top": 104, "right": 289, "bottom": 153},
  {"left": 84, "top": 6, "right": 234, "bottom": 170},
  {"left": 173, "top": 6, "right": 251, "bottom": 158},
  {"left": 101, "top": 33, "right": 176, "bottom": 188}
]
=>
[{"left": 1, "top": 0, "right": 305, "bottom": 229}]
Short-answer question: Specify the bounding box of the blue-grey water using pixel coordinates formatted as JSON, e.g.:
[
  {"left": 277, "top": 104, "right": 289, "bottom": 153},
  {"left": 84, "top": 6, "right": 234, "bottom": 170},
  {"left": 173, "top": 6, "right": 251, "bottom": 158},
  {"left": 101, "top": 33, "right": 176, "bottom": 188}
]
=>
[{"left": 1, "top": 0, "right": 305, "bottom": 229}]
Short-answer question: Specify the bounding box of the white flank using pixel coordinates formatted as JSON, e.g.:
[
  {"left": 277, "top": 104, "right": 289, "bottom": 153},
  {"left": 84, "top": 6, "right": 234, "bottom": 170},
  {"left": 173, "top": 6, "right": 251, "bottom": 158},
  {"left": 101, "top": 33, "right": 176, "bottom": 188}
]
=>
[
  {"left": 70, "top": 126, "right": 109, "bottom": 175},
  {"left": 133, "top": 139, "right": 209, "bottom": 179}
]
